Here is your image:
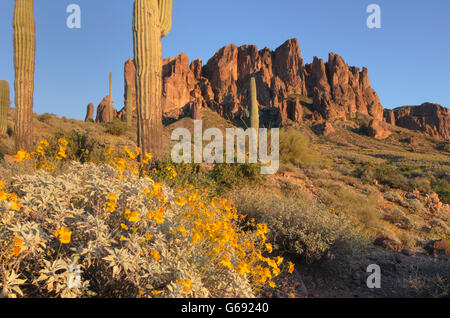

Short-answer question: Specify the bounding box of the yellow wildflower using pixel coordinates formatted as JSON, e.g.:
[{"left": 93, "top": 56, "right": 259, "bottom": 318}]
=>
[
  {"left": 237, "top": 262, "right": 250, "bottom": 275},
  {"left": 221, "top": 256, "right": 234, "bottom": 270},
  {"left": 127, "top": 211, "right": 140, "bottom": 223},
  {"left": 143, "top": 153, "right": 152, "bottom": 165},
  {"left": 11, "top": 237, "right": 23, "bottom": 256},
  {"left": 13, "top": 150, "right": 28, "bottom": 163},
  {"left": 150, "top": 249, "right": 161, "bottom": 261},
  {"left": 11, "top": 201, "right": 22, "bottom": 211},
  {"left": 151, "top": 290, "right": 163, "bottom": 295},
  {"left": 174, "top": 196, "right": 186, "bottom": 207},
  {"left": 192, "top": 232, "right": 202, "bottom": 243},
  {"left": 177, "top": 226, "right": 187, "bottom": 237},
  {"left": 288, "top": 261, "right": 295, "bottom": 274},
  {"left": 54, "top": 227, "right": 72, "bottom": 244},
  {"left": 58, "top": 138, "right": 69, "bottom": 146},
  {"left": 176, "top": 279, "right": 193, "bottom": 293}
]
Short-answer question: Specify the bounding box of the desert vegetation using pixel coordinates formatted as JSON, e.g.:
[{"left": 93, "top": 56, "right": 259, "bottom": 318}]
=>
[{"left": 0, "top": 0, "right": 449, "bottom": 299}]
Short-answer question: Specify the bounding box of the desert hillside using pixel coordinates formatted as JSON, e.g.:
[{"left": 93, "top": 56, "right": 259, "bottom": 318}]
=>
[{"left": 0, "top": 104, "right": 449, "bottom": 298}]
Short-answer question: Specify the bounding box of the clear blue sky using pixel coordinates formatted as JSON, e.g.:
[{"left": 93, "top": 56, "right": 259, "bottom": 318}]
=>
[{"left": 0, "top": 0, "right": 449, "bottom": 120}]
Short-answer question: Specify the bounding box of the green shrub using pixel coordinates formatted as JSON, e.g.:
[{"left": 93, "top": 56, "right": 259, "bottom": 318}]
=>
[
  {"left": 384, "top": 208, "right": 413, "bottom": 230},
  {"left": 233, "top": 189, "right": 369, "bottom": 264},
  {"left": 49, "top": 130, "right": 109, "bottom": 164},
  {"left": 431, "top": 176, "right": 450, "bottom": 204},
  {"left": 279, "top": 128, "right": 327, "bottom": 168},
  {"left": 430, "top": 219, "right": 450, "bottom": 236},
  {"left": 105, "top": 120, "right": 126, "bottom": 136},
  {"left": 151, "top": 158, "right": 217, "bottom": 194},
  {"left": 37, "top": 113, "right": 55, "bottom": 123},
  {"left": 383, "top": 191, "right": 404, "bottom": 204},
  {"left": 210, "top": 162, "right": 263, "bottom": 192}
]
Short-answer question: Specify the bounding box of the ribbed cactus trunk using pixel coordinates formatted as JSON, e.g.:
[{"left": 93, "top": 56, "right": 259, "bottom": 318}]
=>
[
  {"left": 250, "top": 77, "right": 259, "bottom": 141},
  {"left": 126, "top": 85, "right": 132, "bottom": 127},
  {"left": 13, "top": 0, "right": 35, "bottom": 152},
  {"left": 133, "top": 0, "right": 172, "bottom": 161},
  {"left": 0, "top": 81, "right": 10, "bottom": 135},
  {"left": 109, "top": 72, "right": 113, "bottom": 122}
]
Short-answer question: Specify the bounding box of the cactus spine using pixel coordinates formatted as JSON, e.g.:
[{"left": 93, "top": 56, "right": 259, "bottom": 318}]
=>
[
  {"left": 109, "top": 72, "right": 113, "bottom": 122},
  {"left": 0, "top": 81, "right": 10, "bottom": 135},
  {"left": 13, "top": 0, "right": 35, "bottom": 152},
  {"left": 250, "top": 77, "right": 259, "bottom": 141},
  {"left": 133, "top": 0, "right": 172, "bottom": 161}
]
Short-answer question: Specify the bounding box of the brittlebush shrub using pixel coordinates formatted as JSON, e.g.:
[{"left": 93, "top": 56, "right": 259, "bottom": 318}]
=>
[
  {"left": 211, "top": 162, "right": 263, "bottom": 191},
  {"left": 279, "top": 128, "right": 328, "bottom": 169},
  {"left": 0, "top": 144, "right": 290, "bottom": 298},
  {"left": 232, "top": 189, "right": 369, "bottom": 264},
  {"left": 105, "top": 120, "right": 126, "bottom": 136}
]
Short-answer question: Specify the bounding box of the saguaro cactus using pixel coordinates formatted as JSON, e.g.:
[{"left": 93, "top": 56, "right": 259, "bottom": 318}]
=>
[
  {"left": 133, "top": 0, "right": 172, "bottom": 161},
  {"left": 13, "top": 0, "right": 35, "bottom": 152},
  {"left": 125, "top": 84, "right": 132, "bottom": 127},
  {"left": 250, "top": 77, "right": 259, "bottom": 139},
  {"left": 0, "top": 80, "right": 10, "bottom": 135}
]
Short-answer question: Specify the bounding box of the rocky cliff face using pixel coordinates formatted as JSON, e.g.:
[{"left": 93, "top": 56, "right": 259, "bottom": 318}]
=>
[
  {"left": 384, "top": 103, "right": 450, "bottom": 140},
  {"left": 306, "top": 53, "right": 383, "bottom": 121},
  {"left": 114, "top": 38, "right": 448, "bottom": 141},
  {"left": 152, "top": 38, "right": 383, "bottom": 125}
]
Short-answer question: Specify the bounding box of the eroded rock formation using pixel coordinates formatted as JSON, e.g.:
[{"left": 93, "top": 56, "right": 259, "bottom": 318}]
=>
[
  {"left": 383, "top": 103, "right": 450, "bottom": 140},
  {"left": 156, "top": 38, "right": 383, "bottom": 125},
  {"left": 114, "top": 38, "right": 448, "bottom": 141}
]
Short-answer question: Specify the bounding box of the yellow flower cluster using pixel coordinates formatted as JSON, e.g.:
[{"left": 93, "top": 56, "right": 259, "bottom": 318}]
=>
[
  {"left": 0, "top": 182, "right": 22, "bottom": 211},
  {"left": 54, "top": 226, "right": 72, "bottom": 244},
  {"left": 6, "top": 142, "right": 294, "bottom": 296},
  {"left": 104, "top": 193, "right": 117, "bottom": 213},
  {"left": 100, "top": 146, "right": 293, "bottom": 292},
  {"left": 176, "top": 279, "right": 193, "bottom": 293},
  {"left": 11, "top": 237, "right": 23, "bottom": 257},
  {"left": 105, "top": 146, "right": 149, "bottom": 178},
  {"left": 56, "top": 138, "right": 68, "bottom": 160},
  {"left": 11, "top": 138, "right": 69, "bottom": 171},
  {"left": 169, "top": 187, "right": 288, "bottom": 289}
]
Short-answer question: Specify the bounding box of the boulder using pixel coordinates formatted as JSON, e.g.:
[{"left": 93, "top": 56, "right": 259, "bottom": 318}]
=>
[
  {"left": 367, "top": 119, "right": 392, "bottom": 140},
  {"left": 424, "top": 240, "right": 450, "bottom": 258},
  {"left": 373, "top": 235, "right": 402, "bottom": 252}
]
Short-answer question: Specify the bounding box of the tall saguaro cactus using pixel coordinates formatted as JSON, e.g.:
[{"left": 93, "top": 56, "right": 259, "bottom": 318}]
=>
[
  {"left": 13, "top": 0, "right": 35, "bottom": 152},
  {"left": 0, "top": 80, "right": 10, "bottom": 135},
  {"left": 250, "top": 77, "right": 259, "bottom": 141},
  {"left": 125, "top": 84, "right": 132, "bottom": 127},
  {"left": 133, "top": 0, "right": 172, "bottom": 161}
]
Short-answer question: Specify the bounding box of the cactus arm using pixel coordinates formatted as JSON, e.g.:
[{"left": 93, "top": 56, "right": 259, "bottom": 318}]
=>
[
  {"left": 159, "top": 0, "right": 173, "bottom": 38},
  {"left": 0, "top": 80, "right": 10, "bottom": 135}
]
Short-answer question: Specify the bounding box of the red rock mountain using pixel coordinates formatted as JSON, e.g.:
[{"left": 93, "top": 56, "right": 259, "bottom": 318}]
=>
[
  {"left": 114, "top": 38, "right": 383, "bottom": 125},
  {"left": 384, "top": 103, "right": 450, "bottom": 140},
  {"left": 108, "top": 38, "right": 449, "bottom": 140}
]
